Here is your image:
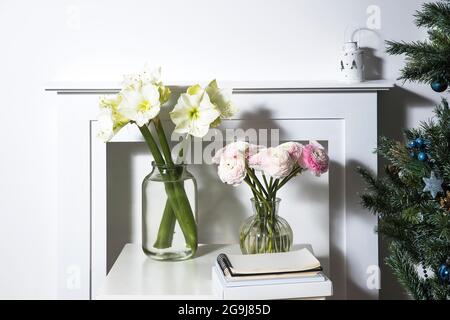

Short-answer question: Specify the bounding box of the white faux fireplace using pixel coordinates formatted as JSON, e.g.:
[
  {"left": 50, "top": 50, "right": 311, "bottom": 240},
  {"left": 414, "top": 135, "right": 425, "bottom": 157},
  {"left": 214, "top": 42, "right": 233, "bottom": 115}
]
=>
[{"left": 46, "top": 80, "right": 392, "bottom": 300}]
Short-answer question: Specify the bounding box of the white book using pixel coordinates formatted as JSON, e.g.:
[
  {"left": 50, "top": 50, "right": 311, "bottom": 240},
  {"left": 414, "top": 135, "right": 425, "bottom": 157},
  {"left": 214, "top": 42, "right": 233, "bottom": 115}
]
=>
[
  {"left": 214, "top": 262, "right": 326, "bottom": 287},
  {"left": 211, "top": 266, "right": 333, "bottom": 300},
  {"left": 217, "top": 248, "right": 322, "bottom": 276}
]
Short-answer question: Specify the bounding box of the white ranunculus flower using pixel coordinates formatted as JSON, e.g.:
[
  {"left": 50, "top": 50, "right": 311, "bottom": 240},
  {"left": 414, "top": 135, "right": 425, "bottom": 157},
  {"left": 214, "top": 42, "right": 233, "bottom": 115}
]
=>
[
  {"left": 170, "top": 85, "right": 221, "bottom": 138},
  {"left": 118, "top": 83, "right": 161, "bottom": 127},
  {"left": 97, "top": 108, "right": 115, "bottom": 142}
]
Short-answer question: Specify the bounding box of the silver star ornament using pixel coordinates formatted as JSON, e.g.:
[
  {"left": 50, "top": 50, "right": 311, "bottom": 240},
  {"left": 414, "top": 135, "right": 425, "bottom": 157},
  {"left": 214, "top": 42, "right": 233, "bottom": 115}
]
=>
[{"left": 422, "top": 171, "right": 444, "bottom": 198}]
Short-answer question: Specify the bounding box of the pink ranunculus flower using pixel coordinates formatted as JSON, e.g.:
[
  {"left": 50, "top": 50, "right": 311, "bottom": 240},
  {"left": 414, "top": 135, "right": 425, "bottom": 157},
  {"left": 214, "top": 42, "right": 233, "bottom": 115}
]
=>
[
  {"left": 212, "top": 146, "right": 225, "bottom": 165},
  {"left": 249, "top": 147, "right": 294, "bottom": 179},
  {"left": 278, "top": 142, "right": 304, "bottom": 161},
  {"left": 217, "top": 153, "right": 246, "bottom": 186},
  {"left": 247, "top": 149, "right": 264, "bottom": 171},
  {"left": 212, "top": 141, "right": 260, "bottom": 164},
  {"left": 214, "top": 141, "right": 248, "bottom": 186},
  {"left": 246, "top": 143, "right": 261, "bottom": 159},
  {"left": 299, "top": 140, "right": 329, "bottom": 176}
]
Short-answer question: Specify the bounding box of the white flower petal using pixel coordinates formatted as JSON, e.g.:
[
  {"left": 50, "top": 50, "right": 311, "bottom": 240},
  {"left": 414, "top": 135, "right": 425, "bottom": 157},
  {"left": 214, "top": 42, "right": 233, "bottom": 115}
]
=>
[
  {"left": 97, "top": 108, "right": 115, "bottom": 142},
  {"left": 174, "top": 119, "right": 192, "bottom": 134},
  {"left": 206, "top": 81, "right": 237, "bottom": 119},
  {"left": 119, "top": 88, "right": 141, "bottom": 110},
  {"left": 181, "top": 93, "right": 197, "bottom": 108},
  {"left": 134, "top": 113, "right": 149, "bottom": 127},
  {"left": 199, "top": 95, "right": 220, "bottom": 123},
  {"left": 170, "top": 107, "right": 188, "bottom": 126},
  {"left": 189, "top": 121, "right": 210, "bottom": 138},
  {"left": 144, "top": 105, "right": 161, "bottom": 121},
  {"left": 141, "top": 84, "right": 160, "bottom": 105}
]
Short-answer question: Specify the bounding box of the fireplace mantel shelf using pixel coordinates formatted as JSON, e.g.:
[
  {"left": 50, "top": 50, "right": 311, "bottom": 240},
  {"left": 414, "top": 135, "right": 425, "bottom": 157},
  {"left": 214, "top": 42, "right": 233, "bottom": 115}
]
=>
[
  {"left": 45, "top": 80, "right": 393, "bottom": 94},
  {"left": 50, "top": 82, "right": 389, "bottom": 299}
]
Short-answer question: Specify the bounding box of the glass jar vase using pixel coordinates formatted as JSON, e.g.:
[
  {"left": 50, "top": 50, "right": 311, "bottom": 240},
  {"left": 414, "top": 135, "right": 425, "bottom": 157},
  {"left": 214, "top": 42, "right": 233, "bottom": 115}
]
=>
[
  {"left": 239, "top": 198, "right": 293, "bottom": 254},
  {"left": 142, "top": 162, "right": 198, "bottom": 261}
]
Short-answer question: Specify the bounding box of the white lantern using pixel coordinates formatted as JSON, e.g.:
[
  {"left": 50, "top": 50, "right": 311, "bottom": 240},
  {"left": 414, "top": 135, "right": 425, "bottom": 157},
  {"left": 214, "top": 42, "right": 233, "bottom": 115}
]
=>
[{"left": 339, "top": 42, "right": 364, "bottom": 83}]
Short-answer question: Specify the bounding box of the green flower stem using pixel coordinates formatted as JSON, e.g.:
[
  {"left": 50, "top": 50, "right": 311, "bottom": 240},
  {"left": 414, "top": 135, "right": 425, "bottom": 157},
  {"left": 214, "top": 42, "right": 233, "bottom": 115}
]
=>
[
  {"left": 154, "top": 118, "right": 197, "bottom": 248},
  {"left": 153, "top": 117, "right": 174, "bottom": 166},
  {"left": 274, "top": 166, "right": 303, "bottom": 192},
  {"left": 150, "top": 117, "right": 178, "bottom": 249},
  {"left": 153, "top": 120, "right": 197, "bottom": 254},
  {"left": 138, "top": 124, "right": 166, "bottom": 166},
  {"left": 244, "top": 177, "right": 264, "bottom": 202},
  {"left": 244, "top": 175, "right": 271, "bottom": 211},
  {"left": 139, "top": 124, "right": 197, "bottom": 254},
  {"left": 138, "top": 124, "right": 177, "bottom": 249},
  {"left": 152, "top": 201, "right": 175, "bottom": 248},
  {"left": 247, "top": 168, "right": 269, "bottom": 198},
  {"left": 171, "top": 180, "right": 197, "bottom": 251},
  {"left": 243, "top": 170, "right": 286, "bottom": 253},
  {"left": 270, "top": 179, "right": 279, "bottom": 200},
  {"left": 262, "top": 174, "right": 270, "bottom": 192}
]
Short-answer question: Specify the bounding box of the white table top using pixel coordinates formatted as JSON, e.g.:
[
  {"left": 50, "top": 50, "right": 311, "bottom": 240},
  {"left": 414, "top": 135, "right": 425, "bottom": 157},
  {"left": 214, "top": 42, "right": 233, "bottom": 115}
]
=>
[{"left": 96, "top": 243, "right": 315, "bottom": 300}]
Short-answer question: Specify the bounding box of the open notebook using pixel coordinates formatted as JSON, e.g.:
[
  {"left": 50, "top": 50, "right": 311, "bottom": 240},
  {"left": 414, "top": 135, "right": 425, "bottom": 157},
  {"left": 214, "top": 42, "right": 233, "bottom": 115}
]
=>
[{"left": 216, "top": 248, "right": 323, "bottom": 281}]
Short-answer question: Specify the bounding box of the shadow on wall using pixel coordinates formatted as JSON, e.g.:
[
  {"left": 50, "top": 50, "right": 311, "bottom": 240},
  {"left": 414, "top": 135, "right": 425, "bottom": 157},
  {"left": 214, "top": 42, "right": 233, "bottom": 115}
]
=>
[
  {"left": 379, "top": 86, "right": 435, "bottom": 141},
  {"left": 106, "top": 142, "right": 145, "bottom": 271},
  {"left": 377, "top": 86, "right": 435, "bottom": 300},
  {"left": 351, "top": 27, "right": 385, "bottom": 81},
  {"left": 361, "top": 47, "right": 384, "bottom": 81}
]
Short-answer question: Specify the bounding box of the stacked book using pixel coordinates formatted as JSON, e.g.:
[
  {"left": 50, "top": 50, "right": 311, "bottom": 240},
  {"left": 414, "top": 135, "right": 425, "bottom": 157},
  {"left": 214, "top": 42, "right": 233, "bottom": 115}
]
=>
[{"left": 211, "top": 248, "right": 332, "bottom": 300}]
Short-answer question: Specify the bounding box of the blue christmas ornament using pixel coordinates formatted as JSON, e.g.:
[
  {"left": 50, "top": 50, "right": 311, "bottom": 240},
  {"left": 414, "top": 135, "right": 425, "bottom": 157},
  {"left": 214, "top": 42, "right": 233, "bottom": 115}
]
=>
[
  {"left": 422, "top": 171, "right": 444, "bottom": 198},
  {"left": 431, "top": 80, "right": 448, "bottom": 93},
  {"left": 409, "top": 151, "right": 416, "bottom": 158},
  {"left": 408, "top": 140, "right": 417, "bottom": 149},
  {"left": 438, "top": 263, "right": 450, "bottom": 283},
  {"left": 415, "top": 138, "right": 424, "bottom": 147},
  {"left": 417, "top": 152, "right": 427, "bottom": 161}
]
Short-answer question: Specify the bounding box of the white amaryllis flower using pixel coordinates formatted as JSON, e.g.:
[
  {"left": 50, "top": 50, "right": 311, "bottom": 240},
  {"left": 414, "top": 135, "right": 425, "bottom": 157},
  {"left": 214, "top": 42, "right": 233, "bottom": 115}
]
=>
[
  {"left": 123, "top": 65, "right": 162, "bottom": 87},
  {"left": 118, "top": 83, "right": 161, "bottom": 127},
  {"left": 97, "top": 107, "right": 115, "bottom": 142},
  {"left": 97, "top": 95, "right": 129, "bottom": 142},
  {"left": 206, "top": 80, "right": 237, "bottom": 125},
  {"left": 170, "top": 85, "right": 220, "bottom": 138},
  {"left": 122, "top": 66, "right": 171, "bottom": 106}
]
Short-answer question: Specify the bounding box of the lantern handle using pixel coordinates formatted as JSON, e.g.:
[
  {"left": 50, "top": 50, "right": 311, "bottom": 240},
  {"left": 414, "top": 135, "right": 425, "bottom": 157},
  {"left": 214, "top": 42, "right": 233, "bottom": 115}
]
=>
[{"left": 344, "top": 24, "right": 362, "bottom": 48}]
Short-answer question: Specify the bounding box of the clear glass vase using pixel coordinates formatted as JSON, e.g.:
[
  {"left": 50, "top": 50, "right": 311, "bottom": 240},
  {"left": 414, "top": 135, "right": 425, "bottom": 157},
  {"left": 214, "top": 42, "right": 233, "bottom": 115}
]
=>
[
  {"left": 239, "top": 198, "right": 293, "bottom": 254},
  {"left": 142, "top": 162, "right": 198, "bottom": 261}
]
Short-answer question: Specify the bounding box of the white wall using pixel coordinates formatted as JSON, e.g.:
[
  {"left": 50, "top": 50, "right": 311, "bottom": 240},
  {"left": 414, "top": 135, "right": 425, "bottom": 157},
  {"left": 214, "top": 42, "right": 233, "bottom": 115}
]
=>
[{"left": 0, "top": 0, "right": 446, "bottom": 299}]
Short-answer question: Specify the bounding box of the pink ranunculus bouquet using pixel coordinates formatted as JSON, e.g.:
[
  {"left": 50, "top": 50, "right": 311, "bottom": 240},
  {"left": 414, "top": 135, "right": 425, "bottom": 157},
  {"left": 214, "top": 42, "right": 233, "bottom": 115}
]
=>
[
  {"left": 212, "top": 140, "right": 329, "bottom": 254},
  {"left": 213, "top": 140, "right": 329, "bottom": 193}
]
